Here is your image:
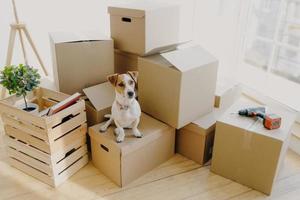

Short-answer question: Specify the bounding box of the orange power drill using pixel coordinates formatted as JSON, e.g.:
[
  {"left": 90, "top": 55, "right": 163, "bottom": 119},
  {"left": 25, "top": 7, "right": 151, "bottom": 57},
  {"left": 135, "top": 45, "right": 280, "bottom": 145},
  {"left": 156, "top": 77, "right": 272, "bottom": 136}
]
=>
[{"left": 238, "top": 107, "right": 281, "bottom": 130}]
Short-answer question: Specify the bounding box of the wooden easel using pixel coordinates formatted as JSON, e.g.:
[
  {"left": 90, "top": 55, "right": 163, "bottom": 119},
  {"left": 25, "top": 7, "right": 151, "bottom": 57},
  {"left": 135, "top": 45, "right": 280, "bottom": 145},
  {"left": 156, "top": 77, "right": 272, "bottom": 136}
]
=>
[{"left": 1, "top": 0, "right": 48, "bottom": 99}]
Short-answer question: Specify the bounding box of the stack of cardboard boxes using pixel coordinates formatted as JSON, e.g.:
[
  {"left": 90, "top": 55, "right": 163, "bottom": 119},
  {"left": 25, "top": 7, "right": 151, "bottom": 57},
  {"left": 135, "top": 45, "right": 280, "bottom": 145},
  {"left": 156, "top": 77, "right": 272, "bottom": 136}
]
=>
[{"left": 49, "top": 0, "right": 296, "bottom": 194}]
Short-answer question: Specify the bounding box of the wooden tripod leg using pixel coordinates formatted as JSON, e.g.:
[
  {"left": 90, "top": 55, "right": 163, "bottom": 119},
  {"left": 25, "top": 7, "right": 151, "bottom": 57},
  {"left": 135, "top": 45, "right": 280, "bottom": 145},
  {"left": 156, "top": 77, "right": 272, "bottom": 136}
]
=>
[
  {"left": 18, "top": 28, "right": 28, "bottom": 65},
  {"left": 22, "top": 27, "right": 48, "bottom": 76},
  {"left": 5, "top": 27, "right": 17, "bottom": 65}
]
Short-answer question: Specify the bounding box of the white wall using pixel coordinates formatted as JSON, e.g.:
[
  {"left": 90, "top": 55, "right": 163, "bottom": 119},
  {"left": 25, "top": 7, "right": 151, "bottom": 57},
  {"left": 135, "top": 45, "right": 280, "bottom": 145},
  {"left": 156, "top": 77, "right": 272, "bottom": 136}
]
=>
[
  {"left": 0, "top": 0, "right": 242, "bottom": 83},
  {"left": 0, "top": 0, "right": 111, "bottom": 78}
]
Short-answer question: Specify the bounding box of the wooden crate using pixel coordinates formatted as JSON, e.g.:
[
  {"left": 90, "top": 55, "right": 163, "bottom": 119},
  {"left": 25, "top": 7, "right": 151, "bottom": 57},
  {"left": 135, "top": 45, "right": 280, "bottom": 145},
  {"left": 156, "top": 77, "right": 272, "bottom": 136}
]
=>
[{"left": 0, "top": 87, "right": 88, "bottom": 187}]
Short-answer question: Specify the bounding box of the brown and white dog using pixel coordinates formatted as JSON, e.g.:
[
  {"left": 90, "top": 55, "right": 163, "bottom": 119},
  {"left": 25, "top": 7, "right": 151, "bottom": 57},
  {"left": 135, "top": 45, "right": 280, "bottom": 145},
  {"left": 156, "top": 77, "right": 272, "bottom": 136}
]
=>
[{"left": 100, "top": 71, "right": 142, "bottom": 143}]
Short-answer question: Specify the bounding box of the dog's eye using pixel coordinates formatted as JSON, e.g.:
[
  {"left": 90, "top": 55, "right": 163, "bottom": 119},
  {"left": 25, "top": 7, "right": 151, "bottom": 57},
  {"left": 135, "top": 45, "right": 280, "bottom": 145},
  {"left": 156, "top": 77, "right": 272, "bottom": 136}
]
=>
[
  {"left": 118, "top": 82, "right": 125, "bottom": 87},
  {"left": 129, "top": 80, "right": 134, "bottom": 85}
]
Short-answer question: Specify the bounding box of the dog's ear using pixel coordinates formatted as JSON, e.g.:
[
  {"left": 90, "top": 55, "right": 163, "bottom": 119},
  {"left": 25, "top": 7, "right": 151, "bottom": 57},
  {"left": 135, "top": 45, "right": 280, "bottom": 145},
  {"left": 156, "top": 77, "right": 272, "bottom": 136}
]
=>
[
  {"left": 107, "top": 74, "right": 119, "bottom": 86},
  {"left": 127, "top": 71, "right": 138, "bottom": 83}
]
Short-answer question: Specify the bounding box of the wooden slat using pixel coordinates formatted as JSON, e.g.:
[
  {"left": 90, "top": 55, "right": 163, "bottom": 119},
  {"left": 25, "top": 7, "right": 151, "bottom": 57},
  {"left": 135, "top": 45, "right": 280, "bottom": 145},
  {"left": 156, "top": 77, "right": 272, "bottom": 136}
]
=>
[
  {"left": 5, "top": 125, "right": 50, "bottom": 154},
  {"left": 41, "top": 87, "right": 69, "bottom": 102},
  {"left": 45, "top": 100, "right": 86, "bottom": 129},
  {"left": 0, "top": 102, "right": 46, "bottom": 129},
  {"left": 54, "top": 145, "right": 88, "bottom": 176},
  {"left": 2, "top": 114, "right": 48, "bottom": 141},
  {"left": 54, "top": 154, "right": 88, "bottom": 187},
  {"left": 42, "top": 97, "right": 58, "bottom": 108},
  {"left": 5, "top": 135, "right": 50, "bottom": 164},
  {"left": 7, "top": 148, "right": 52, "bottom": 176},
  {"left": 49, "top": 111, "right": 86, "bottom": 142},
  {"left": 51, "top": 137, "right": 86, "bottom": 164},
  {"left": 8, "top": 157, "right": 54, "bottom": 186},
  {"left": 50, "top": 124, "right": 87, "bottom": 154}
]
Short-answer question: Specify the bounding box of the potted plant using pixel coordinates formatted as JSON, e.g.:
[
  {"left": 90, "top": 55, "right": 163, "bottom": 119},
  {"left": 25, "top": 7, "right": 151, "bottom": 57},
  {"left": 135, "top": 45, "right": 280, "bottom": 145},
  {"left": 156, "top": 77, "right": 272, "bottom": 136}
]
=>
[{"left": 0, "top": 64, "right": 41, "bottom": 113}]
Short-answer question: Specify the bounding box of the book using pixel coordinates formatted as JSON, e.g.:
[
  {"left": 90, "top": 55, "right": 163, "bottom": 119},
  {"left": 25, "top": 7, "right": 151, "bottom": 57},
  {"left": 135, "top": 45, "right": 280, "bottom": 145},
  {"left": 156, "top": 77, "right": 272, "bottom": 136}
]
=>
[{"left": 47, "top": 93, "right": 81, "bottom": 116}]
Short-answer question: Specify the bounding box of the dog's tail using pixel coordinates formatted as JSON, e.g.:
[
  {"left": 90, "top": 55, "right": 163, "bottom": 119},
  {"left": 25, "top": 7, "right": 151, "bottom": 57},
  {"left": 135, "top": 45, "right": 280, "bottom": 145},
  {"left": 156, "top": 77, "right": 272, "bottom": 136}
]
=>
[{"left": 104, "top": 114, "right": 111, "bottom": 119}]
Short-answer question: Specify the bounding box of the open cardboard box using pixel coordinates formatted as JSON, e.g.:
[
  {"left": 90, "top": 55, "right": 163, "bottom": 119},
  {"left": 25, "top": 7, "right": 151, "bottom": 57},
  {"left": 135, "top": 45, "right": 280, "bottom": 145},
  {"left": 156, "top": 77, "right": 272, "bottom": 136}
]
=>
[
  {"left": 50, "top": 31, "right": 114, "bottom": 94},
  {"left": 211, "top": 99, "right": 297, "bottom": 195},
  {"left": 214, "top": 81, "right": 242, "bottom": 110},
  {"left": 138, "top": 45, "right": 218, "bottom": 129},
  {"left": 83, "top": 82, "right": 115, "bottom": 127},
  {"left": 108, "top": 1, "right": 193, "bottom": 56}
]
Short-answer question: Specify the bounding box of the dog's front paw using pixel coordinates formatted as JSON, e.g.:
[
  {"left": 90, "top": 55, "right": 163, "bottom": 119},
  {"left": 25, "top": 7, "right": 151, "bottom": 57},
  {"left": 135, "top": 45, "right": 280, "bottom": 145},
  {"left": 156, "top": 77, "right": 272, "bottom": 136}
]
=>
[
  {"left": 116, "top": 134, "right": 125, "bottom": 143},
  {"left": 133, "top": 129, "right": 143, "bottom": 138},
  {"left": 99, "top": 125, "right": 107, "bottom": 133}
]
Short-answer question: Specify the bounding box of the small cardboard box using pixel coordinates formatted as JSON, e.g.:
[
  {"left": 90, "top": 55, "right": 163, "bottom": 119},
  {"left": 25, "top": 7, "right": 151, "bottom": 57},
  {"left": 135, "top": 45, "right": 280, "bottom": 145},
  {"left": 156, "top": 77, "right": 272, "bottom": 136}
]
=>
[
  {"left": 89, "top": 113, "right": 175, "bottom": 186},
  {"left": 114, "top": 49, "right": 139, "bottom": 74},
  {"left": 83, "top": 82, "right": 115, "bottom": 127},
  {"left": 50, "top": 31, "right": 114, "bottom": 94},
  {"left": 211, "top": 99, "right": 296, "bottom": 195},
  {"left": 214, "top": 82, "right": 242, "bottom": 110},
  {"left": 138, "top": 45, "right": 218, "bottom": 129},
  {"left": 108, "top": 1, "right": 192, "bottom": 56},
  {"left": 176, "top": 111, "right": 220, "bottom": 165}
]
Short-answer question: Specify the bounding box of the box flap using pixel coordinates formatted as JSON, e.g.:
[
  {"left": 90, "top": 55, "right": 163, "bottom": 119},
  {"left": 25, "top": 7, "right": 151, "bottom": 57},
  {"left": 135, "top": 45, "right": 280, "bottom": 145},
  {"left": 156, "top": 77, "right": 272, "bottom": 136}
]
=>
[
  {"left": 161, "top": 45, "right": 217, "bottom": 72},
  {"left": 49, "top": 31, "right": 111, "bottom": 44},
  {"left": 83, "top": 82, "right": 115, "bottom": 111},
  {"left": 108, "top": 1, "right": 173, "bottom": 17},
  {"left": 219, "top": 98, "right": 297, "bottom": 141},
  {"left": 193, "top": 111, "right": 218, "bottom": 130}
]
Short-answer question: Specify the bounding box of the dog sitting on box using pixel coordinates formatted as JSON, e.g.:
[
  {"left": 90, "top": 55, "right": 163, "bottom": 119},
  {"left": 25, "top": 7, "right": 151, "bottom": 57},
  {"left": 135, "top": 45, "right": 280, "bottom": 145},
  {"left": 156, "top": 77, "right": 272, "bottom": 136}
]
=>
[{"left": 100, "top": 71, "right": 142, "bottom": 143}]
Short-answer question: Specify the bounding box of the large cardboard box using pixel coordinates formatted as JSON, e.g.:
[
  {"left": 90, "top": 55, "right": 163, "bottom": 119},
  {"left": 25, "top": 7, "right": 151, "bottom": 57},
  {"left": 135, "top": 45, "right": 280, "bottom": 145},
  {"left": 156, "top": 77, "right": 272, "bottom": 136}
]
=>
[
  {"left": 114, "top": 49, "right": 139, "bottom": 74},
  {"left": 89, "top": 113, "right": 175, "bottom": 186},
  {"left": 176, "top": 111, "right": 220, "bottom": 165},
  {"left": 214, "top": 82, "right": 242, "bottom": 110},
  {"left": 138, "top": 46, "right": 218, "bottom": 129},
  {"left": 211, "top": 99, "right": 296, "bottom": 195},
  {"left": 83, "top": 82, "right": 115, "bottom": 127},
  {"left": 50, "top": 31, "right": 114, "bottom": 94},
  {"left": 108, "top": 1, "right": 192, "bottom": 56}
]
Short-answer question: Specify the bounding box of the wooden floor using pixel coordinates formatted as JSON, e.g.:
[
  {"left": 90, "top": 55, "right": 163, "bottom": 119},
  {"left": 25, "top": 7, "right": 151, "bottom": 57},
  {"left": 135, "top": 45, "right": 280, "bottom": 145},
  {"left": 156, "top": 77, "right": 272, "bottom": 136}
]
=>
[{"left": 1, "top": 120, "right": 300, "bottom": 200}]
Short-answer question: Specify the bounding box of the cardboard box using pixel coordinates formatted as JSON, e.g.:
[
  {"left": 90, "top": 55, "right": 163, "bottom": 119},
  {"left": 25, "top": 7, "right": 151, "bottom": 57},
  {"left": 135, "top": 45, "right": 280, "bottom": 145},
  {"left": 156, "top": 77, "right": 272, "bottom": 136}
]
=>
[
  {"left": 289, "top": 123, "right": 300, "bottom": 155},
  {"left": 83, "top": 82, "right": 115, "bottom": 127},
  {"left": 211, "top": 99, "right": 296, "bottom": 195},
  {"left": 114, "top": 49, "right": 139, "bottom": 74},
  {"left": 138, "top": 45, "right": 218, "bottom": 129},
  {"left": 176, "top": 111, "right": 219, "bottom": 165},
  {"left": 108, "top": 1, "right": 192, "bottom": 56},
  {"left": 50, "top": 31, "right": 114, "bottom": 94},
  {"left": 89, "top": 113, "right": 175, "bottom": 186},
  {"left": 214, "top": 82, "right": 242, "bottom": 110}
]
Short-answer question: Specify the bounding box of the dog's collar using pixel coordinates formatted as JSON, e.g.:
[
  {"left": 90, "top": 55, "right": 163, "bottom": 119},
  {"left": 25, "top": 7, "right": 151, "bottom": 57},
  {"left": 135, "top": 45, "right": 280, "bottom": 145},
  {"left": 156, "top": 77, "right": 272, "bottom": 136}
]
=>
[{"left": 116, "top": 100, "right": 130, "bottom": 110}]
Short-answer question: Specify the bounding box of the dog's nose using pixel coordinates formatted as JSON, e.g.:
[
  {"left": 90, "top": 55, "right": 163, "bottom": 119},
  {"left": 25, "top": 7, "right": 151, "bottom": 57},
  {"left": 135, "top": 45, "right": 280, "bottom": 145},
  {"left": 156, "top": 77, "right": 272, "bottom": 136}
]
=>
[{"left": 127, "top": 91, "right": 134, "bottom": 98}]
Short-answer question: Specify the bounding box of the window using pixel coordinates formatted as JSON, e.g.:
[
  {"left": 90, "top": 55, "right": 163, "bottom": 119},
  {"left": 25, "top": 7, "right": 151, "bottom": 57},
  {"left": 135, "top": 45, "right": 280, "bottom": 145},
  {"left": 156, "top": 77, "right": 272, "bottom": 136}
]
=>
[{"left": 239, "top": 0, "right": 300, "bottom": 112}]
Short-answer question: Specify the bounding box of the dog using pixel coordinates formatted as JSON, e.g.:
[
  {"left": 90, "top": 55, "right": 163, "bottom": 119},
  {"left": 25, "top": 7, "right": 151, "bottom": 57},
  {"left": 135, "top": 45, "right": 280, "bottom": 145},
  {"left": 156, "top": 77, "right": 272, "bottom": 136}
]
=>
[{"left": 99, "top": 71, "right": 142, "bottom": 143}]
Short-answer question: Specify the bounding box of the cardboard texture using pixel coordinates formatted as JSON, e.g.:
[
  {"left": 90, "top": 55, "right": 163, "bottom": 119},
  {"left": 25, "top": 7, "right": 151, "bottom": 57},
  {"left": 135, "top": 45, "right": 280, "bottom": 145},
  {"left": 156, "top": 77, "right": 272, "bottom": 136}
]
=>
[
  {"left": 114, "top": 49, "right": 139, "bottom": 73},
  {"left": 214, "top": 82, "right": 242, "bottom": 110},
  {"left": 50, "top": 31, "right": 114, "bottom": 94},
  {"left": 138, "top": 45, "right": 218, "bottom": 129},
  {"left": 211, "top": 99, "right": 296, "bottom": 195},
  {"left": 176, "top": 111, "right": 220, "bottom": 165},
  {"left": 83, "top": 82, "right": 115, "bottom": 127},
  {"left": 108, "top": 1, "right": 192, "bottom": 56},
  {"left": 89, "top": 113, "right": 175, "bottom": 186}
]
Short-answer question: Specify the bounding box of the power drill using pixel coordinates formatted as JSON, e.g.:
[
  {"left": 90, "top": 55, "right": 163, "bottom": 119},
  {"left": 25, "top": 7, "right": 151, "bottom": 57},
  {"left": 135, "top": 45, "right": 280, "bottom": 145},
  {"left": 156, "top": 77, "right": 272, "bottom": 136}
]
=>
[{"left": 238, "top": 107, "right": 281, "bottom": 130}]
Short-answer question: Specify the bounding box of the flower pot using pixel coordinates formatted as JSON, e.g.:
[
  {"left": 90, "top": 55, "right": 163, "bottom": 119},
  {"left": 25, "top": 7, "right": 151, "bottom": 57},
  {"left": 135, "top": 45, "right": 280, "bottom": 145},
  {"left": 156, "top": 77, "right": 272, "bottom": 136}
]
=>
[{"left": 18, "top": 102, "right": 39, "bottom": 115}]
